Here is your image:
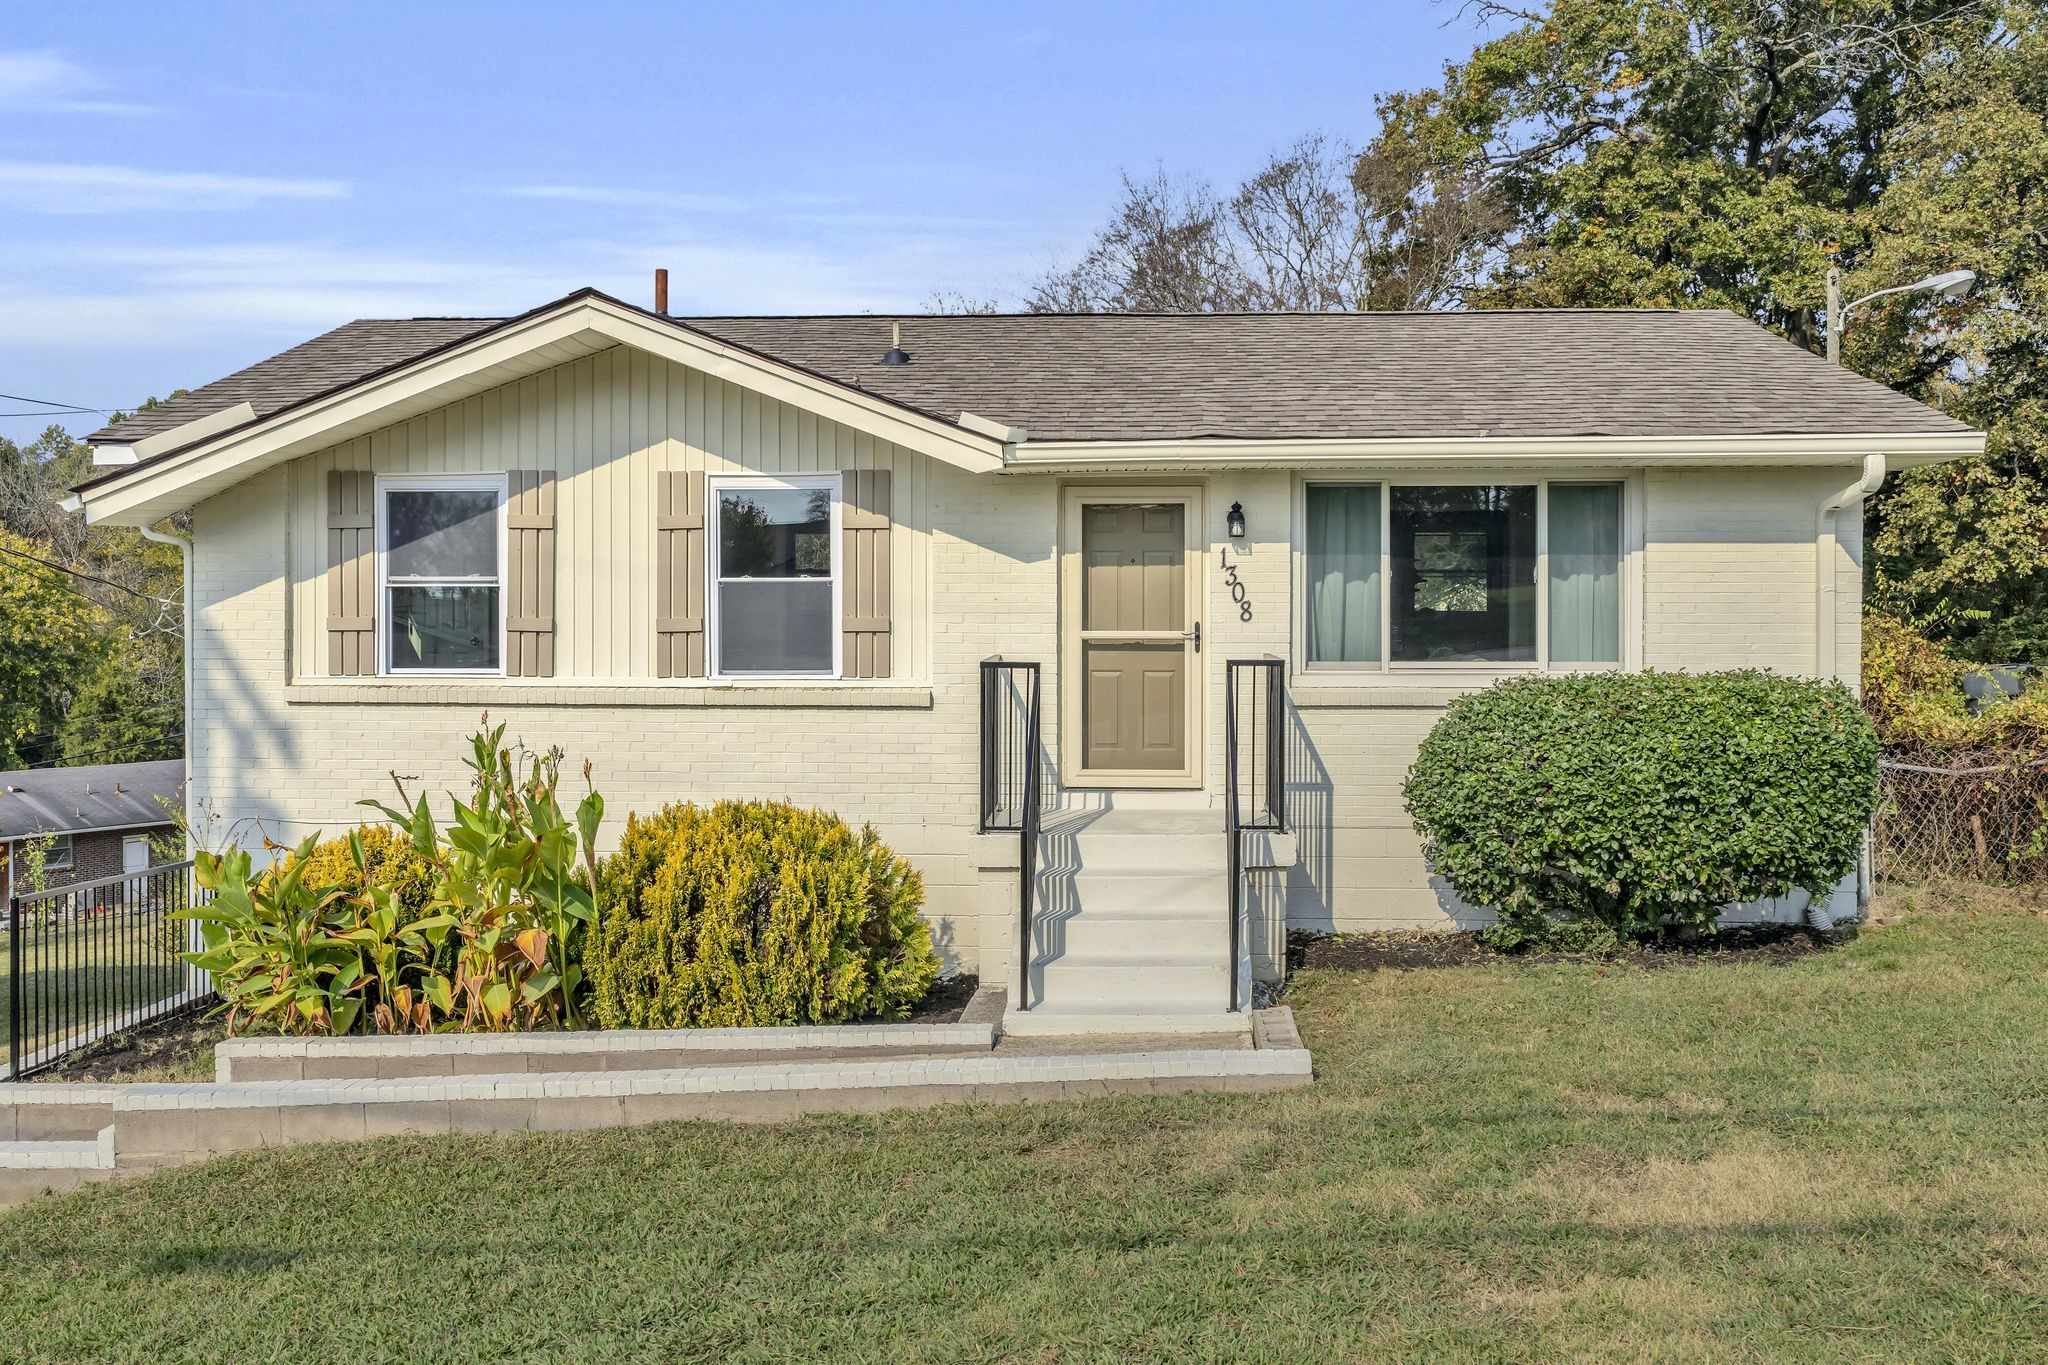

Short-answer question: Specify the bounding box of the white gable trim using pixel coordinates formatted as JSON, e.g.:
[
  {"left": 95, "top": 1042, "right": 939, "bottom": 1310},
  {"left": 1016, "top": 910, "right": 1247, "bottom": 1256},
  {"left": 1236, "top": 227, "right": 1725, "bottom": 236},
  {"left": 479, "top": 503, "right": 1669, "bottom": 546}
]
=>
[{"left": 76, "top": 296, "right": 1006, "bottom": 526}]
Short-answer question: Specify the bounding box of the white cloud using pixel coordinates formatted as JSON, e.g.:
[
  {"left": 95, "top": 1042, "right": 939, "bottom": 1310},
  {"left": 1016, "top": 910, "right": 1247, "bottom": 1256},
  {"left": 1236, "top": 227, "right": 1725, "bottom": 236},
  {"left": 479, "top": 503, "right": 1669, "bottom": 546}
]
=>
[
  {"left": 0, "top": 162, "right": 349, "bottom": 213},
  {"left": 0, "top": 50, "right": 161, "bottom": 116},
  {"left": 500, "top": 184, "right": 753, "bottom": 214}
]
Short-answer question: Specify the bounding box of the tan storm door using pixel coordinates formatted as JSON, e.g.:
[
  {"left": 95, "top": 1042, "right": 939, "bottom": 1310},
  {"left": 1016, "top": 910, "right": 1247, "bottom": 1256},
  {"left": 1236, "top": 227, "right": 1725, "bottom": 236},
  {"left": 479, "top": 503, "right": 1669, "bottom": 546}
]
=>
[{"left": 1061, "top": 486, "right": 1203, "bottom": 787}]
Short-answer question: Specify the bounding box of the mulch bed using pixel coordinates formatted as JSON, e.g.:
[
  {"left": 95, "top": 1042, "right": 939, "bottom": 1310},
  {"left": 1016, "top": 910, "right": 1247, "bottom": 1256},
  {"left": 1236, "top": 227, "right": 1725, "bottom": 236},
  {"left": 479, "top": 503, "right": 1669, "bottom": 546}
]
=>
[
  {"left": 34, "top": 1009, "right": 227, "bottom": 1084},
  {"left": 1292, "top": 925, "right": 1841, "bottom": 974},
  {"left": 35, "top": 976, "right": 987, "bottom": 1082},
  {"left": 907, "top": 973, "right": 979, "bottom": 1023}
]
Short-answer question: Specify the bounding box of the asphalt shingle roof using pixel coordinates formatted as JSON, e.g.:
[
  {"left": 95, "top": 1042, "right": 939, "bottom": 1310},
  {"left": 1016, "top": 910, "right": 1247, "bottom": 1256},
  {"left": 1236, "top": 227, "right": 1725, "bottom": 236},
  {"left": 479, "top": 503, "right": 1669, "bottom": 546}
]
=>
[
  {"left": 0, "top": 760, "right": 185, "bottom": 841},
  {"left": 88, "top": 303, "right": 1970, "bottom": 450}
]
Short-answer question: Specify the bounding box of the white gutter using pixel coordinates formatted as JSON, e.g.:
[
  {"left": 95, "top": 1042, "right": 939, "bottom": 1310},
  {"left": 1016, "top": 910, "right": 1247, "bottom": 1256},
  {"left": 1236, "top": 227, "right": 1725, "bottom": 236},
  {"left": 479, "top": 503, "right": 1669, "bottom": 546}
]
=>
[
  {"left": 1005, "top": 430, "right": 1983, "bottom": 469},
  {"left": 138, "top": 523, "right": 193, "bottom": 859}
]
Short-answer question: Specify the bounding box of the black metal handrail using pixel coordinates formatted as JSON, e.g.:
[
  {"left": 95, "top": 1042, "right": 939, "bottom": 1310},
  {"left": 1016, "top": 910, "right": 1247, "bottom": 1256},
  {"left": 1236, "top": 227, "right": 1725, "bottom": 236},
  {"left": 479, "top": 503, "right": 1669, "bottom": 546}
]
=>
[
  {"left": 979, "top": 659, "right": 1043, "bottom": 1009},
  {"left": 7, "top": 859, "right": 212, "bottom": 1080},
  {"left": 1225, "top": 658, "right": 1287, "bottom": 1012}
]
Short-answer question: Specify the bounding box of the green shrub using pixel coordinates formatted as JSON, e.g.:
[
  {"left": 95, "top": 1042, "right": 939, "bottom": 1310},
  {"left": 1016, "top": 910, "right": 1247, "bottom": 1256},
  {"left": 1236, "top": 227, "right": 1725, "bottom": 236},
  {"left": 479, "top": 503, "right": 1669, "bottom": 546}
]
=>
[
  {"left": 264, "top": 824, "right": 437, "bottom": 916},
  {"left": 1401, "top": 671, "right": 1880, "bottom": 947},
  {"left": 184, "top": 721, "right": 604, "bottom": 1035},
  {"left": 588, "top": 800, "right": 939, "bottom": 1028}
]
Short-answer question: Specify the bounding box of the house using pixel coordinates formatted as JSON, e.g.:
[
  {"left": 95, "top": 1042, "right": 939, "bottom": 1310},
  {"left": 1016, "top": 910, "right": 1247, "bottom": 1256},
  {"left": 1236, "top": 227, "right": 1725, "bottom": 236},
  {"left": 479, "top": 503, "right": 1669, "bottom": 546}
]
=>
[
  {"left": 0, "top": 759, "right": 185, "bottom": 904},
  {"left": 64, "top": 289, "right": 1983, "bottom": 1032}
]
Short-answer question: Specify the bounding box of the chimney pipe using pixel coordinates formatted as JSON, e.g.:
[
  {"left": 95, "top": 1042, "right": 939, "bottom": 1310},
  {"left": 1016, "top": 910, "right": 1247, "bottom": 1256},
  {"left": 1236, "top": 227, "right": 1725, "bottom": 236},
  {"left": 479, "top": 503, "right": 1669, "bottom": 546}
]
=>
[{"left": 654, "top": 268, "right": 669, "bottom": 314}]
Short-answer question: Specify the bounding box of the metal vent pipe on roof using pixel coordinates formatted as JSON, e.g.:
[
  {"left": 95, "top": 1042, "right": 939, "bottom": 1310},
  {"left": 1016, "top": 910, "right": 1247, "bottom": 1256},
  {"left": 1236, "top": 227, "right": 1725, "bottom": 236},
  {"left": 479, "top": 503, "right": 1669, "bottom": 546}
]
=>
[
  {"left": 880, "top": 321, "right": 911, "bottom": 366},
  {"left": 654, "top": 269, "right": 669, "bottom": 314}
]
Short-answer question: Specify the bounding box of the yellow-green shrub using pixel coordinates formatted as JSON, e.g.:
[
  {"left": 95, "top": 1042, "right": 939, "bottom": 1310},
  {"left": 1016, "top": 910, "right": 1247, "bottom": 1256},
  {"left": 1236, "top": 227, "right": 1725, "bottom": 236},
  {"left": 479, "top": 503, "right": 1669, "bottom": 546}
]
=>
[
  {"left": 588, "top": 800, "right": 939, "bottom": 1028},
  {"left": 264, "top": 824, "right": 437, "bottom": 915}
]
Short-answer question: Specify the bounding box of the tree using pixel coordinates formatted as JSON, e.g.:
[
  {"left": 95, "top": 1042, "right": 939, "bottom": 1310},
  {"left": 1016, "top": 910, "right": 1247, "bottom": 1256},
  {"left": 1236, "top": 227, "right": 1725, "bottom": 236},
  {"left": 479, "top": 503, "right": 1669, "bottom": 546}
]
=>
[
  {"left": 1370, "top": 1, "right": 2002, "bottom": 345},
  {"left": 1861, "top": 7, "right": 2048, "bottom": 658},
  {"left": 0, "top": 527, "right": 105, "bottom": 769},
  {"left": 1030, "top": 135, "right": 1502, "bottom": 312}
]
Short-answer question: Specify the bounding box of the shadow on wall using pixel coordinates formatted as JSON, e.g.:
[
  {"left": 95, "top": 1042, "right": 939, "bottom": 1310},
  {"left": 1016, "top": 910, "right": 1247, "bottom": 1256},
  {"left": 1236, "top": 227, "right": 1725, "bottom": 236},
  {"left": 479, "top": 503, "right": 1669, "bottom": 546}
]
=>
[{"left": 1278, "top": 703, "right": 1490, "bottom": 935}]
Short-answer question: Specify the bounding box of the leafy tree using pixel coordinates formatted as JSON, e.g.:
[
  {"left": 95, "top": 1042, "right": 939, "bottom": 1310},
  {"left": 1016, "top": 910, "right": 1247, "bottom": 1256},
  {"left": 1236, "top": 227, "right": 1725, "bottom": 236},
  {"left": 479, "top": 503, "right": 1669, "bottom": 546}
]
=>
[
  {"left": 0, "top": 527, "right": 105, "bottom": 769},
  {"left": 1370, "top": 0, "right": 2002, "bottom": 344},
  {"left": 1860, "top": 7, "right": 2048, "bottom": 658}
]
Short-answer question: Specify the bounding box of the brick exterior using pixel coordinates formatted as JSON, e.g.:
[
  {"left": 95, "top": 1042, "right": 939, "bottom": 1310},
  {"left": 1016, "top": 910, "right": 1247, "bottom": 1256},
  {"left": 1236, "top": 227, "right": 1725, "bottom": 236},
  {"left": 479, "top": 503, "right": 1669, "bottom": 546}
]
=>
[
  {"left": 185, "top": 359, "right": 1870, "bottom": 966},
  {"left": 3, "top": 826, "right": 175, "bottom": 901}
]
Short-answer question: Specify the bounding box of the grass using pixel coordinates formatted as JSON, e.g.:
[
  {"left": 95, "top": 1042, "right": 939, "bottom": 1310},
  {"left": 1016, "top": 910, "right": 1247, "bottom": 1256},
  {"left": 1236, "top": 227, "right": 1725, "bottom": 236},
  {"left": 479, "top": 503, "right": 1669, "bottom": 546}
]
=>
[{"left": 1, "top": 881, "right": 2045, "bottom": 1361}]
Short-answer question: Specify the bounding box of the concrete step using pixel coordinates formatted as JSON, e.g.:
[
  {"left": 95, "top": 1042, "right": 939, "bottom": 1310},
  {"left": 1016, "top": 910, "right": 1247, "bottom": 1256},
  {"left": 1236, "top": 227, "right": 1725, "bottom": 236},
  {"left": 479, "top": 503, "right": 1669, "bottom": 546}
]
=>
[
  {"left": 0, "top": 1126, "right": 119, "bottom": 1203},
  {"left": 1031, "top": 908, "right": 1228, "bottom": 959},
  {"left": 1001, "top": 1003, "right": 1253, "bottom": 1037},
  {"left": 1030, "top": 952, "right": 1231, "bottom": 1010},
  {"left": 1038, "top": 810, "right": 1229, "bottom": 874},
  {"left": 1036, "top": 869, "right": 1227, "bottom": 915}
]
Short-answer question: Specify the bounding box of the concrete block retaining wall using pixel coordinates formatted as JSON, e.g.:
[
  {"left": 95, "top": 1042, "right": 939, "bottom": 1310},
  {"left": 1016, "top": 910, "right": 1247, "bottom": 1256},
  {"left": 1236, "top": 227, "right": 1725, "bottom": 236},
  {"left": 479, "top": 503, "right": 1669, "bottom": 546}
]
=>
[{"left": 0, "top": 1012, "right": 1313, "bottom": 1205}]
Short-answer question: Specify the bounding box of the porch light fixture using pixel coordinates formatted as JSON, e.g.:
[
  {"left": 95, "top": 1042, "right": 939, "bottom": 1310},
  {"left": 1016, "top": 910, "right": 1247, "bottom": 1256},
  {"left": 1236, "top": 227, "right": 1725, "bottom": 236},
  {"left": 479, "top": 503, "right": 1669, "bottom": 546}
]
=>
[
  {"left": 1227, "top": 502, "right": 1247, "bottom": 539},
  {"left": 1825, "top": 265, "right": 1976, "bottom": 365}
]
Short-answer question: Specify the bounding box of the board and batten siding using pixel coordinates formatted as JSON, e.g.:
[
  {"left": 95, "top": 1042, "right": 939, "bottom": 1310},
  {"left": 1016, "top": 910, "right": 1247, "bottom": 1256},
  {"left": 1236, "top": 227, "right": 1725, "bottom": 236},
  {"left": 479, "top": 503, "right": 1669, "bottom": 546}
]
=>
[{"left": 287, "top": 345, "right": 930, "bottom": 682}]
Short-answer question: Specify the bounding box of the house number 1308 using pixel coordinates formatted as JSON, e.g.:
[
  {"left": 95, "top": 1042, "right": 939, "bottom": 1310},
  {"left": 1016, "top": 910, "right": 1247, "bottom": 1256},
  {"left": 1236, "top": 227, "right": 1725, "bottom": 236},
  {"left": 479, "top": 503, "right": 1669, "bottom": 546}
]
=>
[{"left": 1219, "top": 549, "right": 1253, "bottom": 622}]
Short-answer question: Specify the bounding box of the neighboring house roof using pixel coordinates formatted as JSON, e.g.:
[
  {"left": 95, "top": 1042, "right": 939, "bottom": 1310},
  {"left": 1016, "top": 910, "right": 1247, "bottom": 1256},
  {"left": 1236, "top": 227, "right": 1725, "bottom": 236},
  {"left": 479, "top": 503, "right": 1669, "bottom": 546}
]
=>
[
  {"left": 87, "top": 295, "right": 1973, "bottom": 452},
  {"left": 0, "top": 760, "right": 185, "bottom": 841}
]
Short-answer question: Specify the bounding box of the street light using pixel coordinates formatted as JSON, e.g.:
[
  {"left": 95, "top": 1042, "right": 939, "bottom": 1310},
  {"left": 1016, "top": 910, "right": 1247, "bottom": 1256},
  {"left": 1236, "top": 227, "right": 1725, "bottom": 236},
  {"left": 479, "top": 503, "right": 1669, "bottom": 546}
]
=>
[{"left": 1826, "top": 265, "right": 1976, "bottom": 364}]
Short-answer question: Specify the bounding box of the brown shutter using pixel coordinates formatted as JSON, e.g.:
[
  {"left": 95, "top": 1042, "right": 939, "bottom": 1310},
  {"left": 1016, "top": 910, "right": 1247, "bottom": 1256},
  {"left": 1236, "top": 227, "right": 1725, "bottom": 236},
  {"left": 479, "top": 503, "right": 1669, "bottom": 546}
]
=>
[
  {"left": 841, "top": 469, "right": 892, "bottom": 679},
  {"left": 656, "top": 470, "right": 707, "bottom": 678},
  {"left": 505, "top": 470, "right": 557, "bottom": 677},
  {"left": 326, "top": 470, "right": 376, "bottom": 676}
]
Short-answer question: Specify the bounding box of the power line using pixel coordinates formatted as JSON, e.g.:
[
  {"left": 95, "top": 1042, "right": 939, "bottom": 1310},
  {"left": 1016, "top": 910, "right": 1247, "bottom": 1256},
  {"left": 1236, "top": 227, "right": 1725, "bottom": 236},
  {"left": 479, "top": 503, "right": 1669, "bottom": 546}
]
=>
[
  {"left": 0, "top": 391, "right": 109, "bottom": 416},
  {"left": 20, "top": 734, "right": 184, "bottom": 769}
]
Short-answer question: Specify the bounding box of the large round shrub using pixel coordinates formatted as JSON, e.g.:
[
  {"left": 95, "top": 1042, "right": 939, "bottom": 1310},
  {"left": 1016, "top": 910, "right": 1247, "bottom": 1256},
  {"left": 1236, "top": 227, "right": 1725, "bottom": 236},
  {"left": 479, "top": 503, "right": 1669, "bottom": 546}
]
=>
[
  {"left": 1402, "top": 670, "right": 1880, "bottom": 944},
  {"left": 588, "top": 800, "right": 939, "bottom": 1028}
]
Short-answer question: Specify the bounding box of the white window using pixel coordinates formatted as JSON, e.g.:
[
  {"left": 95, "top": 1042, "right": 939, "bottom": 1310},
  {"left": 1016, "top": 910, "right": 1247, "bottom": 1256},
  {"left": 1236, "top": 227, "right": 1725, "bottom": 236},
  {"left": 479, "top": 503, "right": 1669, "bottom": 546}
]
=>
[
  {"left": 43, "top": 834, "right": 74, "bottom": 872},
  {"left": 708, "top": 475, "right": 840, "bottom": 678},
  {"left": 377, "top": 475, "right": 505, "bottom": 676},
  {"left": 1301, "top": 479, "right": 1625, "bottom": 672}
]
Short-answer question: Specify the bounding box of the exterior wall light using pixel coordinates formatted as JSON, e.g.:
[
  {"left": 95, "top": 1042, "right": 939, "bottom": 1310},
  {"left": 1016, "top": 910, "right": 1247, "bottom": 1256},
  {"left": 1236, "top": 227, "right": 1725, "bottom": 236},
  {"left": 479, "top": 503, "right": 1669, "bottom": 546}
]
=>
[{"left": 1227, "top": 502, "right": 1247, "bottom": 539}]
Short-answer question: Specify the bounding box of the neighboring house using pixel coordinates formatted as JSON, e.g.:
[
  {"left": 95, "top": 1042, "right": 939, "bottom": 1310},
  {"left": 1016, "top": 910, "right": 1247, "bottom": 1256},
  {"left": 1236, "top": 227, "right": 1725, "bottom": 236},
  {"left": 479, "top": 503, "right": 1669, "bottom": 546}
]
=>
[
  {"left": 64, "top": 289, "right": 1983, "bottom": 1031},
  {"left": 0, "top": 760, "right": 185, "bottom": 904}
]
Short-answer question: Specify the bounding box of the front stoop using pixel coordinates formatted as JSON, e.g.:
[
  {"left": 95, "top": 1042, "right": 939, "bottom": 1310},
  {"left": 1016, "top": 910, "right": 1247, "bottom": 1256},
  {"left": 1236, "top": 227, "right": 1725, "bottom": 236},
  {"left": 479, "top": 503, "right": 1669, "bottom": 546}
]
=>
[
  {"left": 1012, "top": 805, "right": 1245, "bottom": 1033},
  {"left": 0, "top": 1008, "right": 1312, "bottom": 1206}
]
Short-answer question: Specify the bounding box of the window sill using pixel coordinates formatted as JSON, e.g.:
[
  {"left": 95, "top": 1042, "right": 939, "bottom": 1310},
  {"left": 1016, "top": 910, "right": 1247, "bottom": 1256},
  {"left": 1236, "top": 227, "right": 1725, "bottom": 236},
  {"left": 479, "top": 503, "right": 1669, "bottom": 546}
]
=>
[{"left": 284, "top": 680, "right": 933, "bottom": 709}]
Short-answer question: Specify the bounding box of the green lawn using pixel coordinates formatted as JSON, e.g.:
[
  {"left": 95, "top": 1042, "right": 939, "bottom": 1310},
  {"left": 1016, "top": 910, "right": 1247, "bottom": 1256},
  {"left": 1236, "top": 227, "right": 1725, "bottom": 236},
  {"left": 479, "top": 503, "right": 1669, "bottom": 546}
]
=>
[
  {"left": 2, "top": 883, "right": 2045, "bottom": 1361},
  {"left": 0, "top": 911, "right": 190, "bottom": 1059}
]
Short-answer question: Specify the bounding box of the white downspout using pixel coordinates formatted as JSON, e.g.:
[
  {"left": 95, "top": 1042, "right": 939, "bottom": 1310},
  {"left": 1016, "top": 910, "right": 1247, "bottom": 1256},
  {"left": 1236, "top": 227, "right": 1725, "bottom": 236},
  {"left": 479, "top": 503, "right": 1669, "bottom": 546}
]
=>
[
  {"left": 138, "top": 524, "right": 193, "bottom": 852},
  {"left": 1810, "top": 453, "right": 1886, "bottom": 929}
]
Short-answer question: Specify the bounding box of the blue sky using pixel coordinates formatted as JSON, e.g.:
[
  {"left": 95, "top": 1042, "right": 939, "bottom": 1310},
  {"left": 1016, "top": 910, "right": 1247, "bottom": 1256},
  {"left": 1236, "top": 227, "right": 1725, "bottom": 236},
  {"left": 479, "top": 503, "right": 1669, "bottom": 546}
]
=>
[{"left": 0, "top": 1, "right": 1487, "bottom": 443}]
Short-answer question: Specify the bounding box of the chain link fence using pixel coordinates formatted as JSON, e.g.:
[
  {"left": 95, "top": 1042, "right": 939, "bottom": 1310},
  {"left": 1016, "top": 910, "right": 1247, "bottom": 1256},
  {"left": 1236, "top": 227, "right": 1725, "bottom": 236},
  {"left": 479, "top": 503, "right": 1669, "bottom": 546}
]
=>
[{"left": 1873, "top": 751, "right": 2048, "bottom": 884}]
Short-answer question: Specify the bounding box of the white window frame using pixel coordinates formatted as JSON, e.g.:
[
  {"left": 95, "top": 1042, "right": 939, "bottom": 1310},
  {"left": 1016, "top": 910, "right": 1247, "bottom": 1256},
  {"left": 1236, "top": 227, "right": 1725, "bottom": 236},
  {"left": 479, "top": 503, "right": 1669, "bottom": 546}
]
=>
[
  {"left": 43, "top": 834, "right": 75, "bottom": 872},
  {"left": 1291, "top": 472, "right": 1642, "bottom": 683},
  {"left": 706, "top": 473, "right": 843, "bottom": 681},
  {"left": 375, "top": 473, "right": 508, "bottom": 679}
]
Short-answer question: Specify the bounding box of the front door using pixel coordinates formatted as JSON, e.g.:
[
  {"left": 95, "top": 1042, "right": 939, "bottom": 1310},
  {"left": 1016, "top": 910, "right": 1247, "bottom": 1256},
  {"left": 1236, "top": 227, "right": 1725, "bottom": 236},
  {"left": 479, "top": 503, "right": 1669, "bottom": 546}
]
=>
[{"left": 1061, "top": 487, "right": 1202, "bottom": 787}]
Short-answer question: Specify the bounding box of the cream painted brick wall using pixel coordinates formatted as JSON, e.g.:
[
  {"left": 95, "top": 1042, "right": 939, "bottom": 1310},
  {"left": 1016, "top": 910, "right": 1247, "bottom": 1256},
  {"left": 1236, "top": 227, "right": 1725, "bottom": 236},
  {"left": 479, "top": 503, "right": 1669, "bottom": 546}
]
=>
[
  {"left": 1275, "top": 466, "right": 1866, "bottom": 934},
  {"left": 191, "top": 446, "right": 1867, "bottom": 955}
]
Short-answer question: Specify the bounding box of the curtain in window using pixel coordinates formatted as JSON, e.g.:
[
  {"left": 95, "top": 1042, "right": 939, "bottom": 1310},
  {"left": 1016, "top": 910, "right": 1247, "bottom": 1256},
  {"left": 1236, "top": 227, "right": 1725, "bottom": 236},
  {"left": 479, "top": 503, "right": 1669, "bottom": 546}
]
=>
[
  {"left": 1305, "top": 484, "right": 1381, "bottom": 663},
  {"left": 1547, "top": 482, "right": 1621, "bottom": 663}
]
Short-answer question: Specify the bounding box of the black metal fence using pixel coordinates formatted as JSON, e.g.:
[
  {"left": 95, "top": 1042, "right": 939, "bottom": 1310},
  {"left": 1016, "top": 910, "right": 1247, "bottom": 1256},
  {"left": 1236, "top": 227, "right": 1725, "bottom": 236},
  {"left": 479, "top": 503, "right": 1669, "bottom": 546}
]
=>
[{"left": 6, "top": 860, "right": 212, "bottom": 1079}]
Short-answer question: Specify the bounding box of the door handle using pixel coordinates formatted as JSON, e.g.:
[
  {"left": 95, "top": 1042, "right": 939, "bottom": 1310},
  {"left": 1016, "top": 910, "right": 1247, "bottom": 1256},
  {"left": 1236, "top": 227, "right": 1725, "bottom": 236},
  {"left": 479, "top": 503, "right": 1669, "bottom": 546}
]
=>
[{"left": 1185, "top": 622, "right": 1201, "bottom": 652}]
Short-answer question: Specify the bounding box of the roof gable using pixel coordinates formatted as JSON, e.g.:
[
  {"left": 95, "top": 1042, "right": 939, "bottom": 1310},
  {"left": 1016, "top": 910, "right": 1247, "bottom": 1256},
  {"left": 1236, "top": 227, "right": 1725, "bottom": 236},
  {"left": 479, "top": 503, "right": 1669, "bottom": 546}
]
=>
[{"left": 75, "top": 291, "right": 1007, "bottom": 525}]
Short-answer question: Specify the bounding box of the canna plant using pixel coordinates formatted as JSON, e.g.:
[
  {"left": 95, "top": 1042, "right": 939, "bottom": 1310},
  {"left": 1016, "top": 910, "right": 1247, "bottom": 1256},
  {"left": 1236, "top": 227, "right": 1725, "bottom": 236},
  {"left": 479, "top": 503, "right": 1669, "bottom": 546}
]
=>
[
  {"left": 363, "top": 719, "right": 604, "bottom": 1031},
  {"left": 183, "top": 837, "right": 375, "bottom": 1036},
  {"left": 182, "top": 721, "right": 605, "bottom": 1036}
]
